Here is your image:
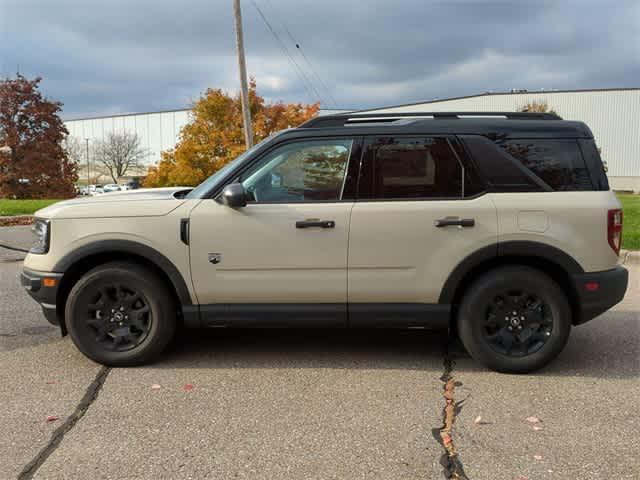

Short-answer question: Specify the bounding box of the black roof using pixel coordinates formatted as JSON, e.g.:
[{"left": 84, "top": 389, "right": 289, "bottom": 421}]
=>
[{"left": 293, "top": 112, "right": 593, "bottom": 139}]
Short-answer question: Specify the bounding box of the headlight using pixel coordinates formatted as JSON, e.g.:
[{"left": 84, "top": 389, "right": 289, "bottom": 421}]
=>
[{"left": 30, "top": 219, "right": 50, "bottom": 254}]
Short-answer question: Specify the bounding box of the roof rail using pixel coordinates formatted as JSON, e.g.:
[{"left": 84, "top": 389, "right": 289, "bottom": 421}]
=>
[{"left": 300, "top": 111, "right": 562, "bottom": 128}]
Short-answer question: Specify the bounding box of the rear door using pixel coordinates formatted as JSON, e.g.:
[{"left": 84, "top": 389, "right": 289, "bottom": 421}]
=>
[{"left": 347, "top": 135, "right": 498, "bottom": 325}]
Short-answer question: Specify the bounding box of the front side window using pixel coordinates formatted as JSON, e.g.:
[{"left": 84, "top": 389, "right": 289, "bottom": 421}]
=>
[
  {"left": 240, "top": 139, "right": 353, "bottom": 203},
  {"left": 497, "top": 139, "right": 593, "bottom": 191},
  {"left": 359, "top": 137, "right": 465, "bottom": 199}
]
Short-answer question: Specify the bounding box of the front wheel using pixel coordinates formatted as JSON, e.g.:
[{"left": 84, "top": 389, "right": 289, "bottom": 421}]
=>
[
  {"left": 457, "top": 266, "right": 571, "bottom": 373},
  {"left": 65, "top": 262, "right": 176, "bottom": 366}
]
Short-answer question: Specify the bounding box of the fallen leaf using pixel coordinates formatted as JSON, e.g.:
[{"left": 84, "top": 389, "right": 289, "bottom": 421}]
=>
[
  {"left": 183, "top": 384, "right": 194, "bottom": 392},
  {"left": 474, "top": 415, "right": 490, "bottom": 425},
  {"left": 45, "top": 381, "right": 57, "bottom": 385},
  {"left": 525, "top": 416, "right": 541, "bottom": 424},
  {"left": 46, "top": 415, "right": 59, "bottom": 423},
  {"left": 533, "top": 455, "right": 543, "bottom": 460},
  {"left": 150, "top": 384, "right": 161, "bottom": 390},
  {"left": 515, "top": 476, "right": 528, "bottom": 480}
]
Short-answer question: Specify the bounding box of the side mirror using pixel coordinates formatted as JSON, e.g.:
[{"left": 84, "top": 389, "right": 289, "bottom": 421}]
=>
[{"left": 219, "top": 183, "right": 247, "bottom": 208}]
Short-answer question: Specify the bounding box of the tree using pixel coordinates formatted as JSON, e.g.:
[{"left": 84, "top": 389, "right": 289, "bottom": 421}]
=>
[
  {"left": 0, "top": 75, "right": 77, "bottom": 198},
  {"left": 144, "top": 80, "right": 319, "bottom": 187},
  {"left": 93, "top": 132, "right": 148, "bottom": 183},
  {"left": 63, "top": 136, "right": 85, "bottom": 165},
  {"left": 520, "top": 101, "right": 557, "bottom": 115}
]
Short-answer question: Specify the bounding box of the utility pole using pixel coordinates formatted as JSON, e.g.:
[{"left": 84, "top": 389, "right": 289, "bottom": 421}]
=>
[
  {"left": 85, "top": 138, "right": 90, "bottom": 185},
  {"left": 233, "top": 0, "right": 254, "bottom": 148}
]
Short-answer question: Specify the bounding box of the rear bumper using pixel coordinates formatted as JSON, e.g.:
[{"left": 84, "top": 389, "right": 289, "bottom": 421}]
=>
[
  {"left": 572, "top": 266, "right": 628, "bottom": 325},
  {"left": 21, "top": 267, "right": 63, "bottom": 327}
]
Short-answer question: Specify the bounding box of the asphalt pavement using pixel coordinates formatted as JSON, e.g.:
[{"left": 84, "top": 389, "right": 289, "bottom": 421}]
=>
[{"left": 1, "top": 225, "right": 638, "bottom": 480}]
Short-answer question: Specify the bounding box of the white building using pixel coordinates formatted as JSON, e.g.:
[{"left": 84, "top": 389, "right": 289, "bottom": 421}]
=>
[
  {"left": 361, "top": 88, "right": 640, "bottom": 192},
  {"left": 64, "top": 108, "right": 346, "bottom": 176},
  {"left": 65, "top": 88, "right": 639, "bottom": 190}
]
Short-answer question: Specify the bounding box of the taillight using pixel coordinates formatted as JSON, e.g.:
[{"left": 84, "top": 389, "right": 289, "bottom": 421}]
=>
[{"left": 607, "top": 209, "right": 623, "bottom": 254}]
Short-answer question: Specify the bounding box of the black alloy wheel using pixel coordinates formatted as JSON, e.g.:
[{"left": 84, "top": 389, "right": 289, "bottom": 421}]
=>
[
  {"left": 457, "top": 266, "right": 571, "bottom": 373},
  {"left": 66, "top": 262, "right": 176, "bottom": 366},
  {"left": 482, "top": 290, "right": 553, "bottom": 357},
  {"left": 86, "top": 284, "right": 152, "bottom": 352}
]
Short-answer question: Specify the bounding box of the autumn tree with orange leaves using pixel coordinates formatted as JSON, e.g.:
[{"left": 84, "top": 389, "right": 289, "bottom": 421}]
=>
[{"left": 144, "top": 81, "right": 319, "bottom": 187}]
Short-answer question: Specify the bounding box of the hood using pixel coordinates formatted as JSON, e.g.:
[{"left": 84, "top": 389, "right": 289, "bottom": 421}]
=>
[{"left": 36, "top": 187, "right": 194, "bottom": 219}]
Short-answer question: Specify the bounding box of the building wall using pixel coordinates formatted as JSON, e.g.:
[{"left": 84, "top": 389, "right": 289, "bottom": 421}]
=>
[
  {"left": 64, "top": 108, "right": 345, "bottom": 168},
  {"left": 363, "top": 89, "right": 640, "bottom": 189},
  {"left": 65, "top": 109, "right": 191, "bottom": 167}
]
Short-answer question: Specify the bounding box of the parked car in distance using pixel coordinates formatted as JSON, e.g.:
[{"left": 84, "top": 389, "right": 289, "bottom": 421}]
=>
[
  {"left": 21, "top": 111, "right": 628, "bottom": 373},
  {"left": 86, "top": 184, "right": 104, "bottom": 195},
  {"left": 103, "top": 184, "right": 122, "bottom": 193}
]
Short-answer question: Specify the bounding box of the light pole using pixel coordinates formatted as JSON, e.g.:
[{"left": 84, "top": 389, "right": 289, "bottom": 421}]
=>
[
  {"left": 85, "top": 138, "right": 90, "bottom": 185},
  {"left": 233, "top": 0, "right": 254, "bottom": 148}
]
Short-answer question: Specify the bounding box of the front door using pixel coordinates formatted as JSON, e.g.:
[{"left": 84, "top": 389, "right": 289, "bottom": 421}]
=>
[
  {"left": 189, "top": 137, "right": 358, "bottom": 326},
  {"left": 347, "top": 135, "right": 498, "bottom": 326}
]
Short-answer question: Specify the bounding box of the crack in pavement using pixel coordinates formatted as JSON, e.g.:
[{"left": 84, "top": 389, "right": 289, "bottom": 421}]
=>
[
  {"left": 0, "top": 242, "right": 30, "bottom": 253},
  {"left": 18, "top": 366, "right": 111, "bottom": 480},
  {"left": 432, "top": 336, "right": 468, "bottom": 480}
]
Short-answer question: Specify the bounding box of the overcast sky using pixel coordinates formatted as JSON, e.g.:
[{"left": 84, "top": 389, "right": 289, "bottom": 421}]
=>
[{"left": 1, "top": 0, "right": 638, "bottom": 118}]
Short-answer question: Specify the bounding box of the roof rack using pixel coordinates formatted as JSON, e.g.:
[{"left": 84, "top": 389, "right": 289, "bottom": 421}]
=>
[{"left": 300, "top": 111, "right": 562, "bottom": 128}]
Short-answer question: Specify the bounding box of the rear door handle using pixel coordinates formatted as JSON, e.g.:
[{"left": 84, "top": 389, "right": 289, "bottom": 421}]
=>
[
  {"left": 435, "top": 217, "right": 475, "bottom": 228},
  {"left": 296, "top": 219, "right": 336, "bottom": 229}
]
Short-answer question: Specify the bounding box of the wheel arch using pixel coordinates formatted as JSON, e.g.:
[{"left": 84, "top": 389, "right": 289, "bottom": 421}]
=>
[
  {"left": 440, "top": 241, "right": 584, "bottom": 327},
  {"left": 54, "top": 240, "right": 193, "bottom": 333}
]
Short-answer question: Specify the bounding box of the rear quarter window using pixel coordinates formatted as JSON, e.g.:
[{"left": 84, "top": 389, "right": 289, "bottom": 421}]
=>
[{"left": 496, "top": 139, "right": 593, "bottom": 191}]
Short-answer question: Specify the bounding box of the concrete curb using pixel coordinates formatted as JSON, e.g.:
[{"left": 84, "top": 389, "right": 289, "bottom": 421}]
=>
[
  {"left": 0, "top": 215, "right": 33, "bottom": 227},
  {"left": 620, "top": 250, "right": 640, "bottom": 266}
]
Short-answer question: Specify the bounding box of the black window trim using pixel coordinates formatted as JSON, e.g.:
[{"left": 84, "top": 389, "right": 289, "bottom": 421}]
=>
[
  {"left": 577, "top": 138, "right": 609, "bottom": 191},
  {"left": 355, "top": 134, "right": 487, "bottom": 202},
  {"left": 210, "top": 135, "right": 364, "bottom": 205}
]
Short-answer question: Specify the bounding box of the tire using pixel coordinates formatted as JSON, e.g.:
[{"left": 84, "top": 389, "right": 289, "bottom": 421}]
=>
[
  {"left": 65, "top": 262, "right": 176, "bottom": 366},
  {"left": 457, "top": 266, "right": 571, "bottom": 373}
]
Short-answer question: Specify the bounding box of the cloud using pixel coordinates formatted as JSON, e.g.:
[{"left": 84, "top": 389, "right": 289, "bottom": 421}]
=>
[{"left": 0, "top": 0, "right": 638, "bottom": 117}]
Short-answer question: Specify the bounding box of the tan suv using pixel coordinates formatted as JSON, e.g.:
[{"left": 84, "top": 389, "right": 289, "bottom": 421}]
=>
[{"left": 21, "top": 112, "right": 628, "bottom": 372}]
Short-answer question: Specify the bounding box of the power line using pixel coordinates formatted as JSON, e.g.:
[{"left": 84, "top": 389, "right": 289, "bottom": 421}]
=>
[
  {"left": 262, "top": 0, "right": 338, "bottom": 108},
  {"left": 250, "top": 0, "right": 326, "bottom": 106}
]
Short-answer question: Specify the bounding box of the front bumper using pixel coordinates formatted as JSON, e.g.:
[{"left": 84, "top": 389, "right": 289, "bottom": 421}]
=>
[
  {"left": 572, "top": 266, "right": 628, "bottom": 325},
  {"left": 21, "top": 267, "right": 63, "bottom": 327}
]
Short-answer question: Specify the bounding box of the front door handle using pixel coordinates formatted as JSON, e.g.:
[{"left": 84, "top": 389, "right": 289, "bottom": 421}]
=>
[
  {"left": 296, "top": 219, "right": 336, "bottom": 229},
  {"left": 435, "top": 216, "right": 475, "bottom": 228}
]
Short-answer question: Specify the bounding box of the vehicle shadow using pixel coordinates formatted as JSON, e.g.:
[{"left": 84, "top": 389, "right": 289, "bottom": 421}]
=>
[
  {"left": 451, "top": 311, "right": 639, "bottom": 380},
  {"left": 161, "top": 327, "right": 449, "bottom": 371},
  {"left": 159, "top": 310, "right": 638, "bottom": 379}
]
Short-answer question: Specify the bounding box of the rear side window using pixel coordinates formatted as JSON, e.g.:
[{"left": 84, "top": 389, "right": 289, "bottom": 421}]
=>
[
  {"left": 358, "top": 137, "right": 481, "bottom": 200},
  {"left": 497, "top": 139, "right": 593, "bottom": 191}
]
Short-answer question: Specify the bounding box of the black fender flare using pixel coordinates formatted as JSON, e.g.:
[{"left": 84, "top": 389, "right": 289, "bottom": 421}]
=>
[
  {"left": 438, "top": 241, "right": 584, "bottom": 304},
  {"left": 53, "top": 239, "right": 193, "bottom": 305}
]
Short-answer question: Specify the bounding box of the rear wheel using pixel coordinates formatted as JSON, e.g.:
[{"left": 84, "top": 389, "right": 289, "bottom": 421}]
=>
[
  {"left": 457, "top": 266, "right": 571, "bottom": 373},
  {"left": 65, "top": 262, "right": 176, "bottom": 366}
]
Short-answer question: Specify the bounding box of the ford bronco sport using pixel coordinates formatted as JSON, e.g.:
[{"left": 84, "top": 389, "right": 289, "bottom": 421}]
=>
[{"left": 21, "top": 112, "right": 628, "bottom": 372}]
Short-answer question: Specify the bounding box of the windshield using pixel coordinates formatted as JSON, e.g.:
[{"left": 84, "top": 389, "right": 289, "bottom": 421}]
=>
[{"left": 186, "top": 134, "right": 279, "bottom": 199}]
